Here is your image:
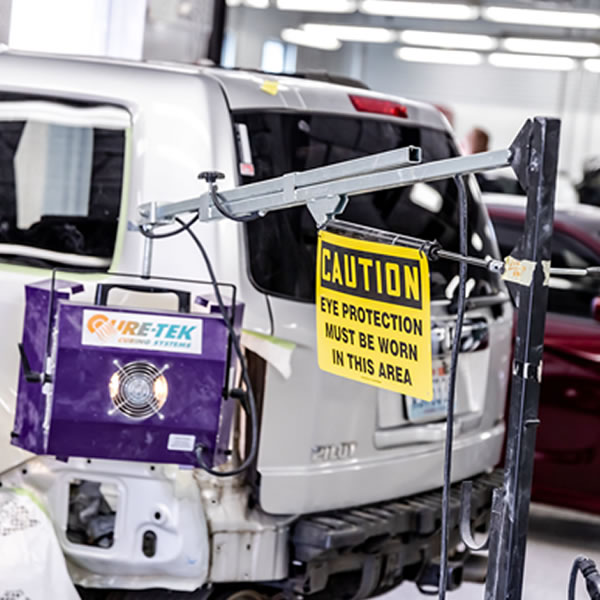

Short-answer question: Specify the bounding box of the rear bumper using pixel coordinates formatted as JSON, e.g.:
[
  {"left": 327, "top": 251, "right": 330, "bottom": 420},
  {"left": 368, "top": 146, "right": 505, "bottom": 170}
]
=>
[
  {"left": 287, "top": 469, "right": 503, "bottom": 598},
  {"left": 259, "top": 422, "right": 504, "bottom": 515}
]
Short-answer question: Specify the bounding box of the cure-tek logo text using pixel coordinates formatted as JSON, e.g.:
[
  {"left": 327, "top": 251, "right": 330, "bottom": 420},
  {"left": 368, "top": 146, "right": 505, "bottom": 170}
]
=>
[{"left": 81, "top": 309, "right": 203, "bottom": 355}]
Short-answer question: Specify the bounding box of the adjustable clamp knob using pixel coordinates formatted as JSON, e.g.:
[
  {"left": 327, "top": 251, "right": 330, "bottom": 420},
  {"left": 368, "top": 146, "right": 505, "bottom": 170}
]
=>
[{"left": 198, "top": 171, "right": 225, "bottom": 185}]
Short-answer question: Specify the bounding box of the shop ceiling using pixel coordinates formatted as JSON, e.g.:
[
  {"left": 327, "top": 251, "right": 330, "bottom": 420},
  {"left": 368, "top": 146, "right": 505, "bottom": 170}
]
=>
[{"left": 226, "top": 0, "right": 600, "bottom": 70}]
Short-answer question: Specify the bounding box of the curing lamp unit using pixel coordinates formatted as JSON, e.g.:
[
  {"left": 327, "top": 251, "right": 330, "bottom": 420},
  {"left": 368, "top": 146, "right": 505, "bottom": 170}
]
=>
[{"left": 12, "top": 278, "right": 242, "bottom": 467}]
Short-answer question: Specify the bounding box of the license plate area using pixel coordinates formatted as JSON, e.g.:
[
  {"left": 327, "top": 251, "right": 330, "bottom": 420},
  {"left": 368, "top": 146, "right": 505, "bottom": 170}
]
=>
[{"left": 405, "top": 361, "right": 450, "bottom": 423}]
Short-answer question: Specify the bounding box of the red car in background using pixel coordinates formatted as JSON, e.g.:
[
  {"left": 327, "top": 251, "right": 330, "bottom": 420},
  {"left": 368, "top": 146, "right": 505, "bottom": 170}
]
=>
[{"left": 487, "top": 201, "right": 600, "bottom": 515}]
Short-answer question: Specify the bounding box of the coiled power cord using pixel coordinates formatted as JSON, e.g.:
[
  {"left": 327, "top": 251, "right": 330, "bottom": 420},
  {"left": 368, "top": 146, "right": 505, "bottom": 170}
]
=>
[
  {"left": 438, "top": 176, "right": 469, "bottom": 600},
  {"left": 569, "top": 556, "right": 600, "bottom": 600},
  {"left": 139, "top": 215, "right": 258, "bottom": 477}
]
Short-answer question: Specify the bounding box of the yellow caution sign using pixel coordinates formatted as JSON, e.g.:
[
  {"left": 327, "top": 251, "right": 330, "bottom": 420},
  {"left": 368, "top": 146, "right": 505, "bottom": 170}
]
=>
[{"left": 316, "top": 230, "right": 433, "bottom": 401}]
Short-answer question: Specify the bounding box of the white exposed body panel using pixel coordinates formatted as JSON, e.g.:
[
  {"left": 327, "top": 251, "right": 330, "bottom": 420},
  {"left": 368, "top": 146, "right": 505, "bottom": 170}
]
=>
[{"left": 2, "top": 457, "right": 210, "bottom": 590}]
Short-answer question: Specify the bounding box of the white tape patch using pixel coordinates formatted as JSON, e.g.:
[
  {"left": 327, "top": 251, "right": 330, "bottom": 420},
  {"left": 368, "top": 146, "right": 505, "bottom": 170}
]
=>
[
  {"left": 502, "top": 256, "right": 536, "bottom": 287},
  {"left": 542, "top": 260, "right": 551, "bottom": 286},
  {"left": 167, "top": 434, "right": 196, "bottom": 452}
]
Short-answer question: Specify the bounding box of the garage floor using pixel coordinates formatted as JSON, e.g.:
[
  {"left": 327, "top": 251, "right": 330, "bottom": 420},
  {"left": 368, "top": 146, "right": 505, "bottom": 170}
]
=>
[{"left": 381, "top": 503, "right": 600, "bottom": 600}]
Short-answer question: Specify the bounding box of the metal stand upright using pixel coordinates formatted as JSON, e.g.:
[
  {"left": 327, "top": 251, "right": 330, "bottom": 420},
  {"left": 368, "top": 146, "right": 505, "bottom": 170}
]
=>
[
  {"left": 139, "top": 115, "right": 563, "bottom": 600},
  {"left": 483, "top": 117, "right": 560, "bottom": 600}
]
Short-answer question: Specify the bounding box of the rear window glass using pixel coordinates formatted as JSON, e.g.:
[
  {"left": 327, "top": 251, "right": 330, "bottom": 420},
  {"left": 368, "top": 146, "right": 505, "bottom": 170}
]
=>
[
  {"left": 0, "top": 103, "right": 125, "bottom": 270},
  {"left": 236, "top": 112, "right": 501, "bottom": 302}
]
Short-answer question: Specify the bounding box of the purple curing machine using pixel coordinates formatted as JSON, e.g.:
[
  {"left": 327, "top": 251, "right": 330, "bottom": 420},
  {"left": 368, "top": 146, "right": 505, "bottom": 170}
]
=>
[{"left": 12, "top": 278, "right": 242, "bottom": 467}]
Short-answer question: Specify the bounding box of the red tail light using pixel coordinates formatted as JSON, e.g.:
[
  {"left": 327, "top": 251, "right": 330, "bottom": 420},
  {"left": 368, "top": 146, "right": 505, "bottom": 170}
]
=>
[{"left": 349, "top": 94, "right": 408, "bottom": 118}]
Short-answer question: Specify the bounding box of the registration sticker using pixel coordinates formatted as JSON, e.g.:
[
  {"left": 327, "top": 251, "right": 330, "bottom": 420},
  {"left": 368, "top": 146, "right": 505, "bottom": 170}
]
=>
[{"left": 405, "top": 361, "right": 450, "bottom": 422}]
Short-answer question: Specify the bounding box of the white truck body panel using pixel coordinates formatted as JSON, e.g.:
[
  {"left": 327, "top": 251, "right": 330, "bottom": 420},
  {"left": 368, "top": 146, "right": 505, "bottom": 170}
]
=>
[{"left": 0, "top": 49, "right": 511, "bottom": 590}]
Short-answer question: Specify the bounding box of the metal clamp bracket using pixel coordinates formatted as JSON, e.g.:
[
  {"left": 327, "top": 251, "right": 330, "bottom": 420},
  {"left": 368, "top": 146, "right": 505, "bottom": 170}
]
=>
[
  {"left": 512, "top": 359, "right": 542, "bottom": 382},
  {"left": 307, "top": 195, "right": 349, "bottom": 228}
]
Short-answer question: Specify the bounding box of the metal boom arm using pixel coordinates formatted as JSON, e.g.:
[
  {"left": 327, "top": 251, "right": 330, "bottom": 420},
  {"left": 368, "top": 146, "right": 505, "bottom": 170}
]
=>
[{"left": 139, "top": 146, "right": 512, "bottom": 228}]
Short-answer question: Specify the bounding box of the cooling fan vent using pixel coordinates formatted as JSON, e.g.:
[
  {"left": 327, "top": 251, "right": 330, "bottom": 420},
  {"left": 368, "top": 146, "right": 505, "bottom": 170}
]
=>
[{"left": 109, "top": 360, "right": 168, "bottom": 420}]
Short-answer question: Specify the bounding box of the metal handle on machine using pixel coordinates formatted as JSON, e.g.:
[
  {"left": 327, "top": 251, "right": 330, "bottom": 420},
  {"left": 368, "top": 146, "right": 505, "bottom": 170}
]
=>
[
  {"left": 17, "top": 343, "right": 44, "bottom": 383},
  {"left": 94, "top": 283, "right": 191, "bottom": 313}
]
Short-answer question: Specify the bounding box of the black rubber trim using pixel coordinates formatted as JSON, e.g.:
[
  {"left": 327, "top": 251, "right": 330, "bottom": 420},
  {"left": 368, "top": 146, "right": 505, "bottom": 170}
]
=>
[{"left": 292, "top": 469, "right": 502, "bottom": 563}]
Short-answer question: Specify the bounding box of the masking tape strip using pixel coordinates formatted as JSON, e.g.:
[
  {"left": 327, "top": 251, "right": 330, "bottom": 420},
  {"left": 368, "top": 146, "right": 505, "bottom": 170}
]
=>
[
  {"left": 260, "top": 80, "right": 279, "bottom": 96},
  {"left": 241, "top": 330, "right": 295, "bottom": 379},
  {"left": 11, "top": 487, "right": 49, "bottom": 518},
  {"left": 502, "top": 256, "right": 536, "bottom": 287},
  {"left": 542, "top": 260, "right": 551, "bottom": 286}
]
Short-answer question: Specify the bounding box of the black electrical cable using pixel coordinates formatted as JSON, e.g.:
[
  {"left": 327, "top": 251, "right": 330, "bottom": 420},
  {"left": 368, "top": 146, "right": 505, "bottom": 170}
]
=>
[
  {"left": 211, "top": 189, "right": 260, "bottom": 223},
  {"left": 569, "top": 556, "right": 600, "bottom": 600},
  {"left": 438, "top": 176, "right": 469, "bottom": 600},
  {"left": 174, "top": 217, "right": 259, "bottom": 477},
  {"left": 138, "top": 214, "right": 199, "bottom": 239},
  {"left": 139, "top": 216, "right": 259, "bottom": 477},
  {"left": 265, "top": 294, "right": 275, "bottom": 337}
]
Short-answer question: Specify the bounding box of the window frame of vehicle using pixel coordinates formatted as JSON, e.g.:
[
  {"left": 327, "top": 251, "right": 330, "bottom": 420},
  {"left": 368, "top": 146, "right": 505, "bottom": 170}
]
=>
[
  {"left": 0, "top": 92, "right": 130, "bottom": 272},
  {"left": 492, "top": 216, "right": 600, "bottom": 319},
  {"left": 234, "top": 110, "right": 503, "bottom": 305}
]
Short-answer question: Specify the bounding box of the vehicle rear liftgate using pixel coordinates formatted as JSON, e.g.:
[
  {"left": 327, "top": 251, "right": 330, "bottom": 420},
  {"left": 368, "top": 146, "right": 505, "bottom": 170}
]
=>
[{"left": 139, "top": 116, "right": 599, "bottom": 600}]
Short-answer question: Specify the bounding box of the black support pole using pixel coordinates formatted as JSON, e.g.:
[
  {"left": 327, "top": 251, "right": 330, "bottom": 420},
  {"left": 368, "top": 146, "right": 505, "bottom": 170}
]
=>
[
  {"left": 207, "top": 0, "right": 226, "bottom": 65},
  {"left": 484, "top": 117, "right": 561, "bottom": 600}
]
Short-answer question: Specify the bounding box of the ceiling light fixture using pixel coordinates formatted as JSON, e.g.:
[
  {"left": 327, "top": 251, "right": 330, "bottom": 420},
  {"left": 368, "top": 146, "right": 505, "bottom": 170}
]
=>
[
  {"left": 281, "top": 28, "right": 342, "bottom": 50},
  {"left": 502, "top": 38, "right": 600, "bottom": 58},
  {"left": 277, "top": 0, "right": 357, "bottom": 13},
  {"left": 489, "top": 52, "right": 576, "bottom": 71},
  {"left": 583, "top": 59, "right": 600, "bottom": 72},
  {"left": 244, "top": 0, "right": 269, "bottom": 7},
  {"left": 301, "top": 23, "right": 395, "bottom": 43},
  {"left": 483, "top": 6, "right": 600, "bottom": 29},
  {"left": 396, "top": 47, "right": 482, "bottom": 65},
  {"left": 400, "top": 30, "right": 497, "bottom": 51},
  {"left": 361, "top": 0, "right": 479, "bottom": 20}
]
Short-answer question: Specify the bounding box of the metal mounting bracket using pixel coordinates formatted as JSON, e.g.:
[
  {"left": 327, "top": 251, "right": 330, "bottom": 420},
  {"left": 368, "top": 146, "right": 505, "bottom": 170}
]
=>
[{"left": 307, "top": 195, "right": 349, "bottom": 228}]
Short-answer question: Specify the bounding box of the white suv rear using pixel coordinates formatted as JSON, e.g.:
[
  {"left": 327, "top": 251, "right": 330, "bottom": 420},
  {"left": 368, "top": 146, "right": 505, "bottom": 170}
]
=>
[{"left": 0, "top": 50, "right": 510, "bottom": 599}]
